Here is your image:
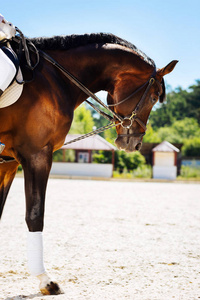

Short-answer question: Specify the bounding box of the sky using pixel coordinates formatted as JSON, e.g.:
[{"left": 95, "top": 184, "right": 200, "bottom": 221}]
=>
[{"left": 1, "top": 0, "right": 200, "bottom": 90}]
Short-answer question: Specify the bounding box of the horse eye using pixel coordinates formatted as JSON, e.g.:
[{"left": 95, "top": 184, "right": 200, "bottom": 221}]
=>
[{"left": 151, "top": 97, "right": 157, "bottom": 105}]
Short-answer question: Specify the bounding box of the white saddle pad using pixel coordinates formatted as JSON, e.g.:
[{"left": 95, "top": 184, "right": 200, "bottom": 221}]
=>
[{"left": 0, "top": 68, "right": 23, "bottom": 108}]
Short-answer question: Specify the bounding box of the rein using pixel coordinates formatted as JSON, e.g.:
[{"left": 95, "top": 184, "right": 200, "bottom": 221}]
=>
[
  {"left": 0, "top": 157, "right": 16, "bottom": 164},
  {"left": 9, "top": 33, "right": 161, "bottom": 150},
  {"left": 0, "top": 32, "right": 163, "bottom": 165},
  {"left": 39, "top": 50, "right": 159, "bottom": 145},
  {"left": 39, "top": 51, "right": 122, "bottom": 123}
]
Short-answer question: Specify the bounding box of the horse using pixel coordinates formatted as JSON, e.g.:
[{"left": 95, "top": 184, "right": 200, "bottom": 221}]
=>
[{"left": 0, "top": 33, "right": 177, "bottom": 295}]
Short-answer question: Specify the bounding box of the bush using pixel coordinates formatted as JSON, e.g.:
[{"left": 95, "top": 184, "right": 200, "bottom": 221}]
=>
[
  {"left": 17, "top": 165, "right": 22, "bottom": 172},
  {"left": 132, "top": 165, "right": 152, "bottom": 178},
  {"left": 53, "top": 150, "right": 63, "bottom": 162},
  {"left": 92, "top": 150, "right": 112, "bottom": 164},
  {"left": 182, "top": 137, "right": 200, "bottom": 157},
  {"left": 53, "top": 149, "right": 75, "bottom": 162},
  {"left": 113, "top": 169, "right": 133, "bottom": 179},
  {"left": 113, "top": 165, "right": 152, "bottom": 179},
  {"left": 115, "top": 150, "right": 146, "bottom": 172},
  {"left": 179, "top": 165, "right": 200, "bottom": 178}
]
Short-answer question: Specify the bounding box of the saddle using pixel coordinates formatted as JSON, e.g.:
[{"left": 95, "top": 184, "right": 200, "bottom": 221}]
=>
[
  {"left": 0, "top": 28, "right": 40, "bottom": 108},
  {"left": 0, "top": 30, "right": 40, "bottom": 153},
  {"left": 0, "top": 45, "right": 23, "bottom": 108},
  {"left": 1, "top": 46, "right": 20, "bottom": 79}
]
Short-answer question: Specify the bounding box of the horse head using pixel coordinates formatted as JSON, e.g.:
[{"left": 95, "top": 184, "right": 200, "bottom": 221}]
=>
[{"left": 107, "top": 60, "right": 178, "bottom": 152}]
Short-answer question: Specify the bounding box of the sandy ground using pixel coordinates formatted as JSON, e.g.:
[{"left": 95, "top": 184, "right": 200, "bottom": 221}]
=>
[{"left": 0, "top": 177, "right": 200, "bottom": 300}]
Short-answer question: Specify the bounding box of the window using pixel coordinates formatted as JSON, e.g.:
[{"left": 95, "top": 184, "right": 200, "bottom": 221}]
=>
[{"left": 78, "top": 152, "right": 89, "bottom": 163}]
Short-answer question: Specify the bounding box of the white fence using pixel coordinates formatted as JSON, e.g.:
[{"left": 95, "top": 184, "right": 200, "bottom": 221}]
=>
[{"left": 51, "top": 162, "right": 113, "bottom": 178}]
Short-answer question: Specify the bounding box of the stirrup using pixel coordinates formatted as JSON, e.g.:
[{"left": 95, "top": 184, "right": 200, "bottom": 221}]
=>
[{"left": 0, "top": 142, "right": 5, "bottom": 154}]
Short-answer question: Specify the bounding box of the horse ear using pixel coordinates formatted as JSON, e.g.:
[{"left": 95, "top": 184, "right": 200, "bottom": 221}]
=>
[{"left": 157, "top": 60, "right": 178, "bottom": 77}]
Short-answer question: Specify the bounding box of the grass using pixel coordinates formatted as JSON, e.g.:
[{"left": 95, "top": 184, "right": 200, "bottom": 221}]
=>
[
  {"left": 177, "top": 165, "right": 200, "bottom": 180},
  {"left": 113, "top": 165, "right": 152, "bottom": 179},
  {"left": 113, "top": 165, "right": 200, "bottom": 181}
]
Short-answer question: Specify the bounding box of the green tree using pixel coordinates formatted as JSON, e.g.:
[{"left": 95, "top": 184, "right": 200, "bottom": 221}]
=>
[
  {"left": 149, "top": 81, "right": 200, "bottom": 128},
  {"left": 182, "top": 138, "right": 200, "bottom": 157},
  {"left": 92, "top": 150, "right": 112, "bottom": 164},
  {"left": 187, "top": 80, "right": 200, "bottom": 122},
  {"left": 171, "top": 118, "right": 200, "bottom": 140},
  {"left": 143, "top": 123, "right": 161, "bottom": 143},
  {"left": 86, "top": 98, "right": 117, "bottom": 143},
  {"left": 115, "top": 151, "right": 146, "bottom": 172},
  {"left": 69, "top": 103, "right": 94, "bottom": 134},
  {"left": 154, "top": 117, "right": 200, "bottom": 144}
]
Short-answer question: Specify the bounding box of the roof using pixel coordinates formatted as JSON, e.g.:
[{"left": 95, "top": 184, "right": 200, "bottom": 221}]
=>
[
  {"left": 152, "top": 141, "right": 180, "bottom": 153},
  {"left": 61, "top": 134, "right": 117, "bottom": 151}
]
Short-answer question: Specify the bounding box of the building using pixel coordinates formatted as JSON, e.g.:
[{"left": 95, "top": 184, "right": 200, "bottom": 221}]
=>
[
  {"left": 152, "top": 141, "right": 180, "bottom": 180},
  {"left": 51, "top": 134, "right": 117, "bottom": 178}
]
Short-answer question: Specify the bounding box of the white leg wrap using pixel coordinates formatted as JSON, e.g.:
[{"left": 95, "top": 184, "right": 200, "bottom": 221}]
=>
[
  {"left": 37, "top": 272, "right": 51, "bottom": 292},
  {"left": 27, "top": 231, "right": 46, "bottom": 276}
]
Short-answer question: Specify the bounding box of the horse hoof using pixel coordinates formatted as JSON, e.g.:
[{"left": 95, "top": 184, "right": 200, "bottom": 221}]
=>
[{"left": 40, "top": 281, "right": 64, "bottom": 295}]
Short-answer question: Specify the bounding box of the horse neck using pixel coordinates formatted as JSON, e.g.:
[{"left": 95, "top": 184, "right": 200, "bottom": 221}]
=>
[{"left": 47, "top": 45, "right": 154, "bottom": 107}]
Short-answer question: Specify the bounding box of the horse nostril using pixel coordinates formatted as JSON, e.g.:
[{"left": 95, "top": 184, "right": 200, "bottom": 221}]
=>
[{"left": 135, "top": 143, "right": 142, "bottom": 151}]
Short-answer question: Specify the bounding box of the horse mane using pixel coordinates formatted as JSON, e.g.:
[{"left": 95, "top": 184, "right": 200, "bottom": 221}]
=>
[{"left": 30, "top": 33, "right": 155, "bottom": 67}]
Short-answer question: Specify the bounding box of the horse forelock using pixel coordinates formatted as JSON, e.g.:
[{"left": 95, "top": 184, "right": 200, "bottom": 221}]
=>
[{"left": 30, "top": 33, "right": 155, "bottom": 67}]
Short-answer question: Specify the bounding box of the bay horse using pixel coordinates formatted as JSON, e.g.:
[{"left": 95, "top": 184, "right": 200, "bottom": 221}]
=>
[{"left": 0, "top": 33, "right": 177, "bottom": 295}]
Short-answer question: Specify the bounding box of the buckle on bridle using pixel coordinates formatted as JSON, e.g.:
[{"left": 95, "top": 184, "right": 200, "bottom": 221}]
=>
[
  {"left": 121, "top": 111, "right": 137, "bottom": 129},
  {"left": 149, "top": 77, "right": 155, "bottom": 85},
  {"left": 121, "top": 117, "right": 133, "bottom": 129},
  {"left": 129, "top": 111, "right": 137, "bottom": 120}
]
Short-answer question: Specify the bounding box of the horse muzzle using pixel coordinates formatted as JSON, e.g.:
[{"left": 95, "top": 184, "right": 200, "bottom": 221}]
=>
[{"left": 115, "top": 132, "right": 145, "bottom": 152}]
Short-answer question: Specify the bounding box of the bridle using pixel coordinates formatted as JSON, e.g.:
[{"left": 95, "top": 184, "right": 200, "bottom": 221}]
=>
[
  {"left": 107, "top": 70, "right": 163, "bottom": 138},
  {"left": 12, "top": 32, "right": 164, "bottom": 145},
  {"left": 38, "top": 51, "right": 163, "bottom": 145},
  {"left": 0, "top": 30, "right": 164, "bottom": 165}
]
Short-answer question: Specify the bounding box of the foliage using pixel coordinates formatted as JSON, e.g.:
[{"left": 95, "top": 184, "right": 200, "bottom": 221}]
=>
[
  {"left": 53, "top": 149, "right": 75, "bottom": 162},
  {"left": 113, "top": 164, "right": 152, "bottom": 179},
  {"left": 69, "top": 103, "right": 94, "bottom": 134},
  {"left": 53, "top": 150, "right": 63, "bottom": 162},
  {"left": 93, "top": 150, "right": 146, "bottom": 172},
  {"left": 92, "top": 150, "right": 112, "bottom": 164},
  {"left": 171, "top": 118, "right": 200, "bottom": 141},
  {"left": 113, "top": 170, "right": 133, "bottom": 179},
  {"left": 115, "top": 151, "right": 146, "bottom": 172},
  {"left": 17, "top": 165, "right": 22, "bottom": 172},
  {"left": 149, "top": 81, "right": 200, "bottom": 129},
  {"left": 144, "top": 118, "right": 200, "bottom": 145},
  {"left": 52, "top": 81, "right": 200, "bottom": 168},
  {"left": 86, "top": 98, "right": 117, "bottom": 143},
  {"left": 181, "top": 137, "right": 200, "bottom": 157},
  {"left": 179, "top": 165, "right": 200, "bottom": 178},
  {"left": 143, "top": 123, "right": 162, "bottom": 143},
  {"left": 104, "top": 126, "right": 117, "bottom": 145},
  {"left": 86, "top": 83, "right": 200, "bottom": 155},
  {"left": 132, "top": 164, "right": 152, "bottom": 178}
]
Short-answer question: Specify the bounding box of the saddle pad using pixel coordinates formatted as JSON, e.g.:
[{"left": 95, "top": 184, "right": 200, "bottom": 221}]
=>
[{"left": 0, "top": 68, "right": 23, "bottom": 108}]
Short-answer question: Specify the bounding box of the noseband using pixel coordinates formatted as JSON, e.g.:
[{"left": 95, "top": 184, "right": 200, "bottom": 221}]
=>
[{"left": 108, "top": 71, "right": 163, "bottom": 138}]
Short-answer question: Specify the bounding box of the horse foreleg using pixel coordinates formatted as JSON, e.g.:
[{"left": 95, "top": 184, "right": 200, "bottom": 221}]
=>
[
  {"left": 0, "top": 160, "right": 19, "bottom": 218},
  {"left": 21, "top": 146, "right": 63, "bottom": 295}
]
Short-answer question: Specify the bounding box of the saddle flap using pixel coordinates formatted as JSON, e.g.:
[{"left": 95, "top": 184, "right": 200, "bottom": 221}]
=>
[{"left": 1, "top": 46, "right": 19, "bottom": 73}]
